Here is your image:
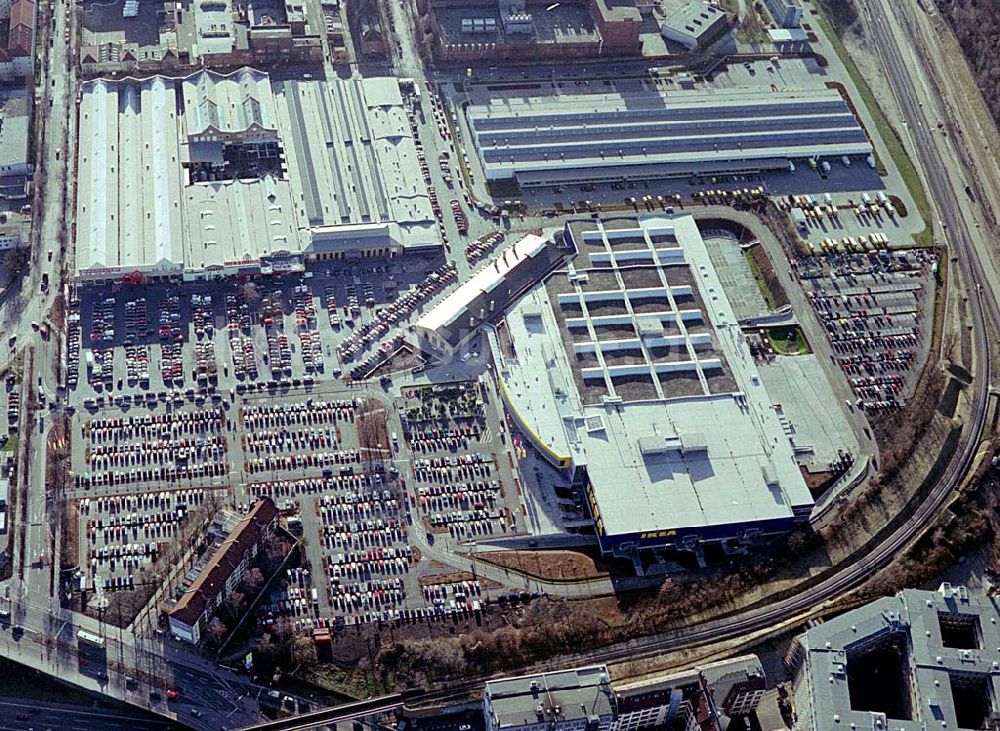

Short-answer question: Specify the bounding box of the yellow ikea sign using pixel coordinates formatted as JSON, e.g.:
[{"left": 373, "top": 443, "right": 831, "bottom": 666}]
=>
[{"left": 639, "top": 530, "right": 678, "bottom": 540}]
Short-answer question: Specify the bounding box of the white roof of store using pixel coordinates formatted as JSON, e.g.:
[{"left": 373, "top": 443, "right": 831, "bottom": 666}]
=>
[
  {"left": 495, "top": 216, "right": 813, "bottom": 536},
  {"left": 273, "top": 77, "right": 438, "bottom": 251},
  {"left": 76, "top": 70, "right": 298, "bottom": 279},
  {"left": 77, "top": 76, "right": 185, "bottom": 276},
  {"left": 182, "top": 68, "right": 277, "bottom": 137},
  {"left": 184, "top": 176, "right": 300, "bottom": 270},
  {"left": 416, "top": 234, "right": 548, "bottom": 334},
  {"left": 75, "top": 71, "right": 440, "bottom": 280}
]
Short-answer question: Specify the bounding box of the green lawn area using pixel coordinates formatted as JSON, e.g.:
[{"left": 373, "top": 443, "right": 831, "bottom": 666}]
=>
[
  {"left": 735, "top": 12, "right": 769, "bottom": 44},
  {"left": 812, "top": 7, "right": 933, "bottom": 247},
  {"left": 3, "top": 434, "right": 17, "bottom": 452},
  {"left": 767, "top": 326, "right": 811, "bottom": 355}
]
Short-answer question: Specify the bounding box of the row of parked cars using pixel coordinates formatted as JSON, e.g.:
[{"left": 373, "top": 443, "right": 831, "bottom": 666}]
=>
[
  {"left": 465, "top": 231, "right": 504, "bottom": 264},
  {"left": 338, "top": 263, "right": 457, "bottom": 364}
]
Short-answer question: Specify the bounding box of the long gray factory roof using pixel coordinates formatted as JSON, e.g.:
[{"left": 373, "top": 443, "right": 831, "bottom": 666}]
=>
[
  {"left": 77, "top": 76, "right": 186, "bottom": 277},
  {"left": 273, "top": 77, "right": 438, "bottom": 252},
  {"left": 75, "top": 72, "right": 438, "bottom": 279},
  {"left": 467, "top": 86, "right": 872, "bottom": 178}
]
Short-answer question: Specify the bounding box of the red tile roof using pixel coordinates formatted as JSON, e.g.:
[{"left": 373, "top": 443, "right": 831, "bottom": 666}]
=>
[
  {"left": 6, "top": 0, "right": 35, "bottom": 57},
  {"left": 168, "top": 498, "right": 279, "bottom": 630}
]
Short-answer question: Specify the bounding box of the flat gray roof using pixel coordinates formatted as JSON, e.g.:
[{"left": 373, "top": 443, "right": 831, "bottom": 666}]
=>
[
  {"left": 795, "top": 584, "right": 1000, "bottom": 730},
  {"left": 467, "top": 86, "right": 872, "bottom": 182},
  {"left": 0, "top": 95, "right": 29, "bottom": 170},
  {"left": 485, "top": 666, "right": 615, "bottom": 730},
  {"left": 661, "top": 0, "right": 727, "bottom": 38}
]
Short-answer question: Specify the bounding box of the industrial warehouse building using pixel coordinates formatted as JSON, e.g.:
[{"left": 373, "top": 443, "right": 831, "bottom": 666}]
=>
[
  {"left": 75, "top": 70, "right": 438, "bottom": 284},
  {"left": 789, "top": 584, "right": 1000, "bottom": 731},
  {"left": 465, "top": 85, "right": 873, "bottom": 187},
  {"left": 272, "top": 77, "right": 440, "bottom": 261},
  {"left": 489, "top": 216, "right": 813, "bottom": 559},
  {"left": 659, "top": 0, "right": 730, "bottom": 50}
]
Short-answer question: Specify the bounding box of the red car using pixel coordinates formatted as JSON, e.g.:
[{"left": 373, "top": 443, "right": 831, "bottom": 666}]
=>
[{"left": 166, "top": 689, "right": 180, "bottom": 701}]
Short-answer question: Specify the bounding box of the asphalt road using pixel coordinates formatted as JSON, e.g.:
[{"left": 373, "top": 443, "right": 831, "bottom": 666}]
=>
[{"left": 0, "top": 695, "right": 175, "bottom": 731}]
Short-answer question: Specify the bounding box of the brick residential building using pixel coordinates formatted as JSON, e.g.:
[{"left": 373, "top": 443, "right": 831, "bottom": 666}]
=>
[{"left": 167, "top": 498, "right": 280, "bottom": 644}]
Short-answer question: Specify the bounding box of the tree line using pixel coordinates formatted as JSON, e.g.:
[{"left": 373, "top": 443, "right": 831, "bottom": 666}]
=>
[{"left": 937, "top": 0, "right": 1000, "bottom": 123}]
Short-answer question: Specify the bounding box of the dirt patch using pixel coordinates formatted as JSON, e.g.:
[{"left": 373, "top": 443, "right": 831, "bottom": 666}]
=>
[
  {"left": 355, "top": 399, "right": 391, "bottom": 472},
  {"left": 888, "top": 194, "right": 909, "bottom": 217},
  {"left": 748, "top": 243, "right": 789, "bottom": 309},
  {"left": 60, "top": 499, "right": 79, "bottom": 570},
  {"left": 800, "top": 467, "right": 838, "bottom": 498},
  {"left": 477, "top": 549, "right": 616, "bottom": 581}
]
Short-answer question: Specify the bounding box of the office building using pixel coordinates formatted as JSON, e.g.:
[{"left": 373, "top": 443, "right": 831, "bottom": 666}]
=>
[
  {"left": 466, "top": 85, "right": 872, "bottom": 187},
  {"left": 484, "top": 666, "right": 618, "bottom": 731},
  {"left": 789, "top": 583, "right": 1000, "bottom": 731},
  {"left": 483, "top": 656, "right": 766, "bottom": 731},
  {"left": 167, "top": 497, "right": 279, "bottom": 644},
  {"left": 616, "top": 655, "right": 766, "bottom": 729},
  {"left": 490, "top": 216, "right": 813, "bottom": 559},
  {"left": 764, "top": 0, "right": 802, "bottom": 28},
  {"left": 424, "top": 0, "right": 644, "bottom": 62},
  {"left": 660, "top": 0, "right": 729, "bottom": 50},
  {"left": 589, "top": 0, "right": 642, "bottom": 53}
]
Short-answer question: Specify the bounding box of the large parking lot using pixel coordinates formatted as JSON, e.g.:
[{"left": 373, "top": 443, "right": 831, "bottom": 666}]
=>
[
  {"left": 399, "top": 383, "right": 523, "bottom": 540},
  {"left": 72, "top": 406, "right": 230, "bottom": 492},
  {"left": 794, "top": 248, "right": 937, "bottom": 410},
  {"left": 227, "top": 381, "right": 522, "bottom": 631},
  {"left": 69, "top": 258, "right": 462, "bottom": 409},
  {"left": 60, "top": 242, "right": 536, "bottom": 629},
  {"left": 77, "top": 487, "right": 224, "bottom": 594}
]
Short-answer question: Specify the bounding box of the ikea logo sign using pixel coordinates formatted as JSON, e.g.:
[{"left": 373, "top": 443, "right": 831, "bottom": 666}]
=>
[{"left": 639, "top": 530, "right": 677, "bottom": 540}]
